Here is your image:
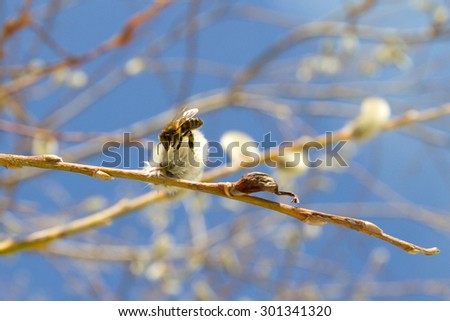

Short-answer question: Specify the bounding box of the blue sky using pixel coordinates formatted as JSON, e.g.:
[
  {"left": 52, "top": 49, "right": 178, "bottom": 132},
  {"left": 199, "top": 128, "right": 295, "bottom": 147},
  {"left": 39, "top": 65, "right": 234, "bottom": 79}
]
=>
[{"left": 1, "top": 0, "right": 450, "bottom": 300}]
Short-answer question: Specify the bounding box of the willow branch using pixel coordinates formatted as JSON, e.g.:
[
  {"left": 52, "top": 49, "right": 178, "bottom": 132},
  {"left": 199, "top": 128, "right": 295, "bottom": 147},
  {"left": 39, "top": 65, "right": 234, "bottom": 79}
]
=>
[
  {"left": 231, "top": 21, "right": 449, "bottom": 92},
  {"left": 1, "top": 0, "right": 173, "bottom": 97},
  {"left": 203, "top": 101, "right": 450, "bottom": 182},
  {"left": 0, "top": 153, "right": 440, "bottom": 256}
]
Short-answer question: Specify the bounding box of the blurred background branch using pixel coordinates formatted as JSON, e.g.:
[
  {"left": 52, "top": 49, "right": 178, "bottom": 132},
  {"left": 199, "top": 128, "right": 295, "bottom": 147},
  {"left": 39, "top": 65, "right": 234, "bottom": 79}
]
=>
[{"left": 0, "top": 0, "right": 449, "bottom": 300}]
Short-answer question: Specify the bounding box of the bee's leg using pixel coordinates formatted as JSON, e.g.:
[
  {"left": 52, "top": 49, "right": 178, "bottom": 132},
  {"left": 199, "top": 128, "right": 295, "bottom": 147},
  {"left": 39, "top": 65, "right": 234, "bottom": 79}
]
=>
[
  {"left": 176, "top": 130, "right": 190, "bottom": 149},
  {"left": 188, "top": 131, "right": 194, "bottom": 150},
  {"left": 172, "top": 132, "right": 180, "bottom": 150},
  {"left": 175, "top": 135, "right": 183, "bottom": 150}
]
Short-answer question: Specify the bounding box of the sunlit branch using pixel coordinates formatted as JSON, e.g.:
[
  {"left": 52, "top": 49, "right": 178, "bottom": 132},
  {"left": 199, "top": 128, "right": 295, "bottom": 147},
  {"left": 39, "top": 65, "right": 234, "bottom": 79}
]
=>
[{"left": 0, "top": 153, "right": 440, "bottom": 256}]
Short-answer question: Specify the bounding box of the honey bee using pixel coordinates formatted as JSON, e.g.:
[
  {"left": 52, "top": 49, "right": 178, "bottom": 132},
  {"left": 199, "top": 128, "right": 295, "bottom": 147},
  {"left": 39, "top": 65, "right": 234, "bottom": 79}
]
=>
[
  {"left": 146, "top": 107, "right": 208, "bottom": 193},
  {"left": 158, "top": 107, "right": 203, "bottom": 151}
]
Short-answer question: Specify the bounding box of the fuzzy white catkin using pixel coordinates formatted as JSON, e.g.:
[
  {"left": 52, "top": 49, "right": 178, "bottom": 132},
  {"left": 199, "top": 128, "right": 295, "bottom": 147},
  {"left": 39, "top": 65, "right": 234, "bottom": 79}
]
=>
[
  {"left": 124, "top": 57, "right": 146, "bottom": 76},
  {"left": 275, "top": 150, "right": 308, "bottom": 189},
  {"left": 146, "top": 129, "right": 208, "bottom": 196},
  {"left": 66, "top": 70, "right": 88, "bottom": 88},
  {"left": 349, "top": 97, "right": 391, "bottom": 140},
  {"left": 220, "top": 131, "right": 258, "bottom": 166},
  {"left": 31, "top": 134, "right": 59, "bottom": 155},
  {"left": 276, "top": 150, "right": 308, "bottom": 175}
]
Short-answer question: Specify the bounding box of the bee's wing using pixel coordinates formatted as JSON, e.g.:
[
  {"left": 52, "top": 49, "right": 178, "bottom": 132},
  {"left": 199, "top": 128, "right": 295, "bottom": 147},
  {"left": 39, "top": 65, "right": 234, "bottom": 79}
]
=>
[
  {"left": 182, "top": 108, "right": 199, "bottom": 119},
  {"left": 170, "top": 106, "right": 198, "bottom": 122}
]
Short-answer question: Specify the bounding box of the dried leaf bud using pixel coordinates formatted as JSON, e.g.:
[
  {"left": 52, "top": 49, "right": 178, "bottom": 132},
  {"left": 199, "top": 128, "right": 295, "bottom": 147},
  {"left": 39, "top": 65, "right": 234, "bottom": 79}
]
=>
[{"left": 228, "top": 172, "right": 299, "bottom": 203}]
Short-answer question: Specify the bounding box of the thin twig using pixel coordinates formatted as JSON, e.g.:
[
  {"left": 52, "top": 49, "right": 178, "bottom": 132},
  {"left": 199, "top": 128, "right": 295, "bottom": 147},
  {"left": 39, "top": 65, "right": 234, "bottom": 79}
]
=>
[
  {"left": 231, "top": 21, "right": 448, "bottom": 92},
  {"left": 0, "top": 153, "right": 440, "bottom": 256},
  {"left": 1, "top": 0, "right": 173, "bottom": 97}
]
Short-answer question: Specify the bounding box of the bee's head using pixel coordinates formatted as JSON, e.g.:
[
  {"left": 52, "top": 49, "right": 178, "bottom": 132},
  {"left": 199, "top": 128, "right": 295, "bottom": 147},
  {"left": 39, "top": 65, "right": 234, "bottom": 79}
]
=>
[{"left": 159, "top": 126, "right": 175, "bottom": 151}]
